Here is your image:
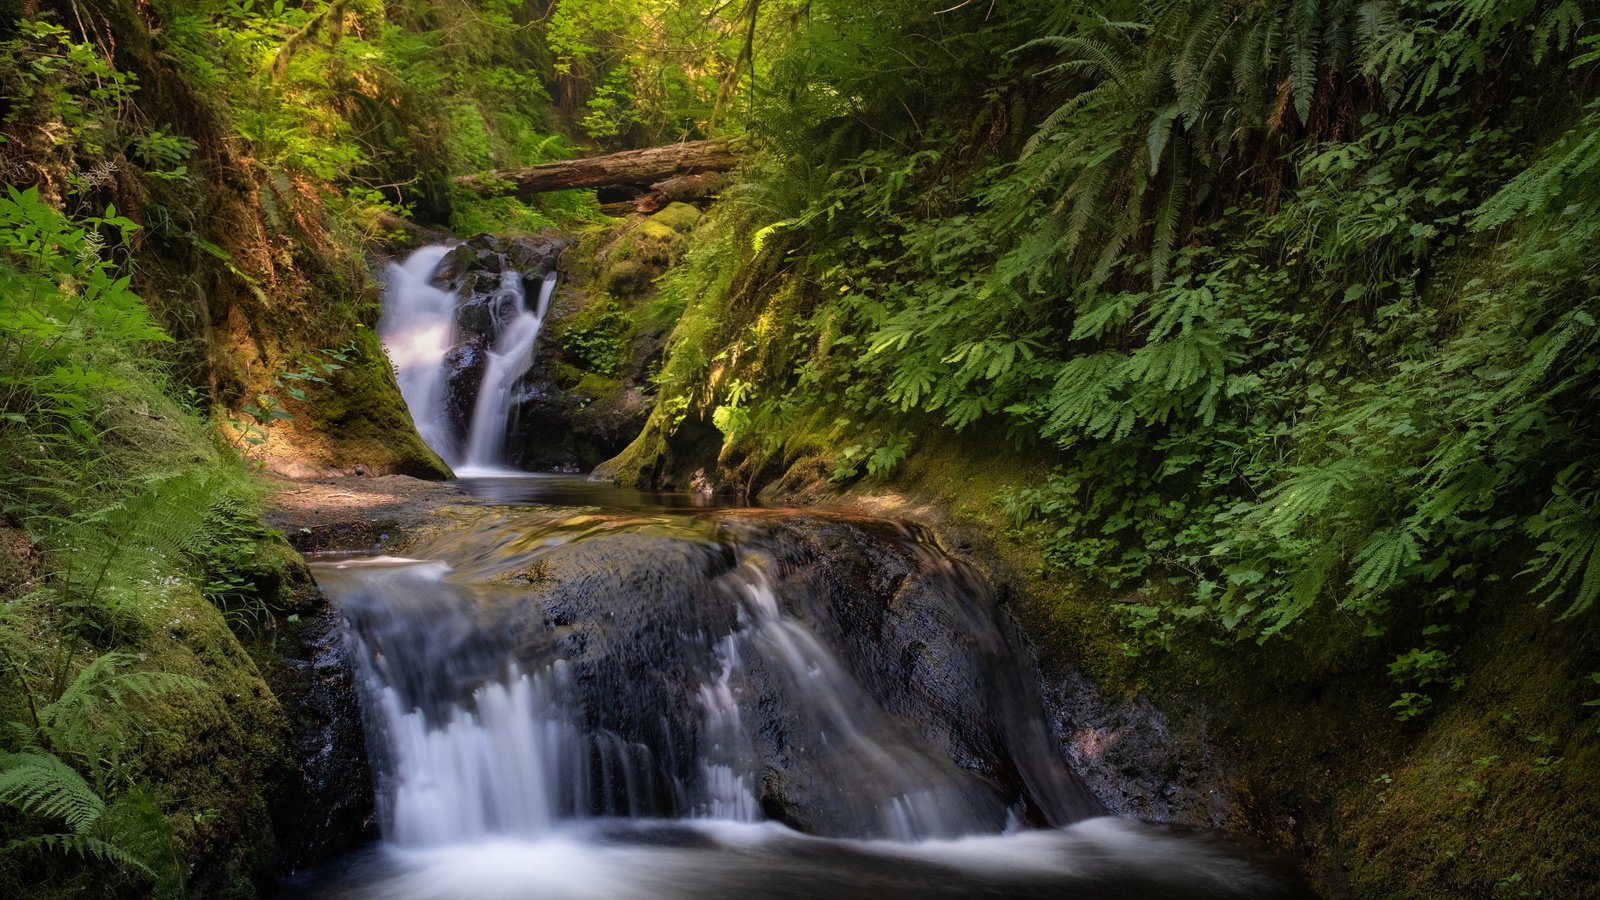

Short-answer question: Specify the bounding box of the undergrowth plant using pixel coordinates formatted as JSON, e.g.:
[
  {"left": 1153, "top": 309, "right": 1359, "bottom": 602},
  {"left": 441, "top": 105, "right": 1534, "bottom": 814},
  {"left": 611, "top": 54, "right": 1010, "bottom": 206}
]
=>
[
  {"left": 639, "top": 0, "right": 1600, "bottom": 719},
  {"left": 0, "top": 181, "right": 277, "bottom": 896},
  {"left": 0, "top": 649, "right": 197, "bottom": 897}
]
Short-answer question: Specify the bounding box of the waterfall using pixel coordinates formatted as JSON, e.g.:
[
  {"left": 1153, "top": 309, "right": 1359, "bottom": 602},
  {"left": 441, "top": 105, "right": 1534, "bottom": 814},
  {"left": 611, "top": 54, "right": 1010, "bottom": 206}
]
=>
[
  {"left": 378, "top": 246, "right": 458, "bottom": 462},
  {"left": 378, "top": 245, "right": 559, "bottom": 474},
  {"left": 297, "top": 512, "right": 1299, "bottom": 899},
  {"left": 707, "top": 565, "right": 1001, "bottom": 840},
  {"left": 457, "top": 271, "right": 558, "bottom": 476},
  {"left": 313, "top": 517, "right": 1102, "bottom": 850}
]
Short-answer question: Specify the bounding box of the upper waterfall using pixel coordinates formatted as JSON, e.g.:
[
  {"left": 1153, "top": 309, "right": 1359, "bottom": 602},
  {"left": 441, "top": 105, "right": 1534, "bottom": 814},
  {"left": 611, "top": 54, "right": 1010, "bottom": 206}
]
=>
[
  {"left": 457, "top": 270, "right": 558, "bottom": 476},
  {"left": 378, "top": 245, "right": 458, "bottom": 461},
  {"left": 378, "top": 243, "right": 561, "bottom": 473}
]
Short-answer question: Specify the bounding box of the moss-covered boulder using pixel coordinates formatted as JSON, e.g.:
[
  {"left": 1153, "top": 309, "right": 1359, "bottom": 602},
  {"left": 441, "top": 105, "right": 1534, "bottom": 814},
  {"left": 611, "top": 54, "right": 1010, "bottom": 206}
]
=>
[{"left": 592, "top": 203, "right": 701, "bottom": 298}]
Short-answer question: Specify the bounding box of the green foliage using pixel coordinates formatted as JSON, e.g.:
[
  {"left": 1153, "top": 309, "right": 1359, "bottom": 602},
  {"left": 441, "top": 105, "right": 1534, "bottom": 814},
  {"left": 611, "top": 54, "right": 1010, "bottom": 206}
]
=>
[
  {"left": 0, "top": 186, "right": 161, "bottom": 516},
  {"left": 147, "top": 0, "right": 582, "bottom": 221},
  {"left": 547, "top": 0, "right": 807, "bottom": 144},
  {"left": 638, "top": 0, "right": 1600, "bottom": 727},
  {"left": 0, "top": 650, "right": 200, "bottom": 896},
  {"left": 0, "top": 19, "right": 139, "bottom": 159},
  {"left": 560, "top": 298, "right": 634, "bottom": 375},
  {"left": 0, "top": 186, "right": 284, "bottom": 895}
]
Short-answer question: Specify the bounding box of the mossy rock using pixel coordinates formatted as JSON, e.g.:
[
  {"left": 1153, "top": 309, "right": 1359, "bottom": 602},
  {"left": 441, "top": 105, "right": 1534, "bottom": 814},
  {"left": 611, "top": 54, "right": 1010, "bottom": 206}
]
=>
[
  {"left": 0, "top": 575, "right": 293, "bottom": 900},
  {"left": 600, "top": 258, "right": 654, "bottom": 297},
  {"left": 649, "top": 202, "right": 703, "bottom": 235},
  {"left": 267, "top": 328, "right": 450, "bottom": 478},
  {"left": 573, "top": 372, "right": 624, "bottom": 402}
]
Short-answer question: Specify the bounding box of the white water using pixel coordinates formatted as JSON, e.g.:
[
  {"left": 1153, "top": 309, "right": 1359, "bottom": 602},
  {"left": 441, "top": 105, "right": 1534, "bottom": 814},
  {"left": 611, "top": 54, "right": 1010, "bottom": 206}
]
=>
[
  {"left": 327, "top": 555, "right": 996, "bottom": 849},
  {"left": 298, "top": 510, "right": 1300, "bottom": 899},
  {"left": 693, "top": 635, "right": 761, "bottom": 823},
  {"left": 457, "top": 270, "right": 557, "bottom": 477},
  {"left": 379, "top": 246, "right": 459, "bottom": 462},
  {"left": 381, "top": 665, "right": 589, "bottom": 845},
  {"left": 378, "top": 245, "right": 557, "bottom": 474},
  {"left": 290, "top": 819, "right": 1288, "bottom": 899},
  {"left": 712, "top": 566, "right": 990, "bottom": 840}
]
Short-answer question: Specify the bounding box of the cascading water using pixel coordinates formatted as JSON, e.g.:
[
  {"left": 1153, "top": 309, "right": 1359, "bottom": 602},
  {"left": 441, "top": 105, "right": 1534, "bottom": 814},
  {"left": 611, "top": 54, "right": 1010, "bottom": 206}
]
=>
[
  {"left": 378, "top": 246, "right": 459, "bottom": 460},
  {"left": 291, "top": 506, "right": 1306, "bottom": 899},
  {"left": 457, "top": 270, "right": 558, "bottom": 476},
  {"left": 378, "top": 244, "right": 559, "bottom": 473}
]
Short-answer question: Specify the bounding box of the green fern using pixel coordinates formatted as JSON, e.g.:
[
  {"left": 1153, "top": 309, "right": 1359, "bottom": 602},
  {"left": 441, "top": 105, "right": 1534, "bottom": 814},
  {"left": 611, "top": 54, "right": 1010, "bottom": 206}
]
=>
[
  {"left": 1473, "top": 106, "right": 1600, "bottom": 230},
  {"left": 2, "top": 833, "right": 154, "bottom": 878},
  {"left": 0, "top": 651, "right": 199, "bottom": 893},
  {"left": 58, "top": 470, "right": 245, "bottom": 629},
  {"left": 1524, "top": 469, "right": 1600, "bottom": 620},
  {"left": 0, "top": 752, "right": 105, "bottom": 834},
  {"left": 1347, "top": 524, "right": 1426, "bottom": 600},
  {"left": 32, "top": 652, "right": 207, "bottom": 777}
]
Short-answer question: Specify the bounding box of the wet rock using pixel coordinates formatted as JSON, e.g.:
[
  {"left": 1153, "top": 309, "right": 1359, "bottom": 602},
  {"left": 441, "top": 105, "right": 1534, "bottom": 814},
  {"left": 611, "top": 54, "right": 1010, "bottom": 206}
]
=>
[
  {"left": 1042, "top": 664, "right": 1239, "bottom": 828},
  {"left": 266, "top": 597, "right": 377, "bottom": 872},
  {"left": 325, "top": 512, "right": 1102, "bottom": 840},
  {"left": 442, "top": 336, "right": 487, "bottom": 438},
  {"left": 752, "top": 519, "right": 1103, "bottom": 831}
]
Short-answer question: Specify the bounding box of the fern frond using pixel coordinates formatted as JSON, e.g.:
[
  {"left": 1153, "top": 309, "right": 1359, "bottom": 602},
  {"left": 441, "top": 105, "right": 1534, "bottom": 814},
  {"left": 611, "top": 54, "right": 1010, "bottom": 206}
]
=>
[
  {"left": 64, "top": 470, "right": 234, "bottom": 606},
  {"left": 39, "top": 652, "right": 207, "bottom": 764},
  {"left": 1287, "top": 0, "right": 1323, "bottom": 123},
  {"left": 1347, "top": 524, "right": 1424, "bottom": 598},
  {"left": 1524, "top": 470, "right": 1600, "bottom": 620},
  {"left": 2, "top": 832, "right": 155, "bottom": 878},
  {"left": 1150, "top": 146, "right": 1187, "bottom": 287},
  {"left": 1473, "top": 113, "right": 1600, "bottom": 230},
  {"left": 0, "top": 751, "right": 105, "bottom": 833},
  {"left": 1173, "top": 2, "right": 1237, "bottom": 128},
  {"left": 1022, "top": 89, "right": 1100, "bottom": 159}
]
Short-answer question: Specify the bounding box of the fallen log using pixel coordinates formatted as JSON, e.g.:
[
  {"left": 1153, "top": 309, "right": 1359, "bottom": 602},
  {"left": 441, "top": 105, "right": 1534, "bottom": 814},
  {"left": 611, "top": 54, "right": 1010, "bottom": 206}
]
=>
[{"left": 454, "top": 141, "right": 739, "bottom": 199}]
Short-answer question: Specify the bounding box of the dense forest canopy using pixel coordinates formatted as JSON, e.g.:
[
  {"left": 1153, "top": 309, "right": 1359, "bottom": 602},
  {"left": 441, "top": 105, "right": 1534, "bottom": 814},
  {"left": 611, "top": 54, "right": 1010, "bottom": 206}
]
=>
[{"left": 0, "top": 0, "right": 1598, "bottom": 897}]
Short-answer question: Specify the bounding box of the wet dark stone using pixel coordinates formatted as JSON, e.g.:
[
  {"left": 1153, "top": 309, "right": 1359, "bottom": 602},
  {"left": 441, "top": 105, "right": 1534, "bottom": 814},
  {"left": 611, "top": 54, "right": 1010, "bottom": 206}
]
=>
[
  {"left": 268, "top": 601, "right": 377, "bottom": 872},
  {"left": 442, "top": 336, "right": 487, "bottom": 438},
  {"left": 1041, "top": 663, "right": 1238, "bottom": 828},
  {"left": 320, "top": 513, "right": 1103, "bottom": 840}
]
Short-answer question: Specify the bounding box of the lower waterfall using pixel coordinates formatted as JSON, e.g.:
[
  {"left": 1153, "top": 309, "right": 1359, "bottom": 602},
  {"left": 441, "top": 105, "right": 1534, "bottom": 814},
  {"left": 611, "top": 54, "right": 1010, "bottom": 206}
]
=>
[{"left": 288, "top": 505, "right": 1306, "bottom": 899}]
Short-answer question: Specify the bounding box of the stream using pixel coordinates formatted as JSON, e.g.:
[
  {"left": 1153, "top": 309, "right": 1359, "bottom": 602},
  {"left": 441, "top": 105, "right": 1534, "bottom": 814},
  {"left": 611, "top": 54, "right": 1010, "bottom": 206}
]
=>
[{"left": 277, "top": 247, "right": 1310, "bottom": 898}]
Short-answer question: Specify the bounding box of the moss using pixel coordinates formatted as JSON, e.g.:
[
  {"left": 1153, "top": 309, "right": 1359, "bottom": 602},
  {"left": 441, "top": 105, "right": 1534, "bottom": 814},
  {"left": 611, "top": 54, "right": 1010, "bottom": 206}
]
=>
[
  {"left": 567, "top": 207, "right": 697, "bottom": 303},
  {"left": 1339, "top": 601, "right": 1600, "bottom": 897},
  {"left": 275, "top": 327, "right": 450, "bottom": 478},
  {"left": 600, "top": 258, "right": 653, "bottom": 296},
  {"left": 573, "top": 372, "right": 624, "bottom": 402},
  {"left": 0, "top": 575, "right": 292, "bottom": 900},
  {"left": 562, "top": 224, "right": 616, "bottom": 287},
  {"left": 122, "top": 583, "right": 291, "bottom": 898},
  {"left": 649, "top": 202, "right": 703, "bottom": 235},
  {"left": 637, "top": 289, "right": 689, "bottom": 333},
  {"left": 604, "top": 218, "right": 687, "bottom": 271}
]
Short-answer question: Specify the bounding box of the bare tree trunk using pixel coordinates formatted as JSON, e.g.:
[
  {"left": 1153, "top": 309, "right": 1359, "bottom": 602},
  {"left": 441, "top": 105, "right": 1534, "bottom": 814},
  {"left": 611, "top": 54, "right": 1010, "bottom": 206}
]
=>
[
  {"left": 711, "top": 0, "right": 762, "bottom": 127},
  {"left": 453, "top": 141, "right": 739, "bottom": 199}
]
